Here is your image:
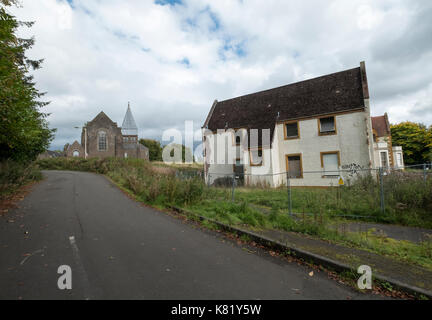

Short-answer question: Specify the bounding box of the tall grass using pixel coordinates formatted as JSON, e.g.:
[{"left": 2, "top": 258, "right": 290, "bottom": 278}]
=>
[
  {"left": 36, "top": 157, "right": 206, "bottom": 206},
  {"left": 206, "top": 172, "right": 432, "bottom": 228},
  {"left": 0, "top": 160, "right": 42, "bottom": 199}
]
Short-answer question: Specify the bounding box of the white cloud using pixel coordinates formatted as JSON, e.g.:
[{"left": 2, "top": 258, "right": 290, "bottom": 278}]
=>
[{"left": 8, "top": 0, "right": 432, "bottom": 150}]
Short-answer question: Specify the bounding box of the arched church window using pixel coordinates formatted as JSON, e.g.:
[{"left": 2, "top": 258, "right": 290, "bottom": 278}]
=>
[
  {"left": 98, "top": 131, "right": 107, "bottom": 151},
  {"left": 73, "top": 150, "right": 80, "bottom": 157}
]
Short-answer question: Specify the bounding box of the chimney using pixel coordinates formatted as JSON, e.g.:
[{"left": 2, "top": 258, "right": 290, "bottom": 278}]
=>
[{"left": 360, "top": 61, "right": 370, "bottom": 100}]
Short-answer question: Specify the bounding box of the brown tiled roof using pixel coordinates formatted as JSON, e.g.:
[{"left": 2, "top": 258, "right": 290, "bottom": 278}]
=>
[
  {"left": 371, "top": 114, "right": 390, "bottom": 137},
  {"left": 205, "top": 65, "right": 367, "bottom": 147}
]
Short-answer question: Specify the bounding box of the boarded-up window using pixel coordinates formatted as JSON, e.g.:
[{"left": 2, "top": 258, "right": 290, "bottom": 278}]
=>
[
  {"left": 322, "top": 152, "right": 339, "bottom": 176},
  {"left": 285, "top": 122, "right": 299, "bottom": 138},
  {"left": 380, "top": 152, "right": 388, "bottom": 168},
  {"left": 287, "top": 155, "right": 302, "bottom": 178},
  {"left": 234, "top": 158, "right": 244, "bottom": 175},
  {"left": 319, "top": 117, "right": 335, "bottom": 133}
]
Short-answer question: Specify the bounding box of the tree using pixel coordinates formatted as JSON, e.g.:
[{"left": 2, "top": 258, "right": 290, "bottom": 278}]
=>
[
  {"left": 0, "top": 0, "right": 55, "bottom": 161},
  {"left": 390, "top": 122, "right": 432, "bottom": 165},
  {"left": 166, "top": 143, "right": 194, "bottom": 163},
  {"left": 139, "top": 139, "right": 162, "bottom": 161}
]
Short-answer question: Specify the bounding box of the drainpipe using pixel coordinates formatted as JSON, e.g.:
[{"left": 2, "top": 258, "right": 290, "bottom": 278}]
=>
[{"left": 84, "top": 127, "right": 88, "bottom": 159}]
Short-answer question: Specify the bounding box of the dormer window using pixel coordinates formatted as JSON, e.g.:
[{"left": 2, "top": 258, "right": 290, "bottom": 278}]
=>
[{"left": 318, "top": 116, "right": 336, "bottom": 135}]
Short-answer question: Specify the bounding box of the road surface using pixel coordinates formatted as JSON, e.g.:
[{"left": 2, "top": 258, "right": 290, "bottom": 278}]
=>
[{"left": 0, "top": 170, "right": 383, "bottom": 299}]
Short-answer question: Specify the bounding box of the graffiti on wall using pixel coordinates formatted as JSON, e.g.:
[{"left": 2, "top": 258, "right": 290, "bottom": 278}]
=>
[{"left": 342, "top": 163, "right": 363, "bottom": 177}]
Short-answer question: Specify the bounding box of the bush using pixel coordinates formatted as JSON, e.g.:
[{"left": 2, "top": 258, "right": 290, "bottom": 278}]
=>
[
  {"left": 0, "top": 160, "right": 42, "bottom": 198},
  {"left": 36, "top": 157, "right": 205, "bottom": 207}
]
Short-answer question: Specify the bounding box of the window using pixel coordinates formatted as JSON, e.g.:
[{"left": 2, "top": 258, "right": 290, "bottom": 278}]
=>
[
  {"left": 233, "top": 158, "right": 244, "bottom": 176},
  {"left": 250, "top": 149, "right": 263, "bottom": 166},
  {"left": 286, "top": 154, "right": 302, "bottom": 178},
  {"left": 319, "top": 116, "right": 336, "bottom": 135},
  {"left": 284, "top": 121, "right": 299, "bottom": 139},
  {"left": 396, "top": 153, "right": 403, "bottom": 167},
  {"left": 321, "top": 151, "right": 340, "bottom": 176},
  {"left": 235, "top": 136, "right": 241, "bottom": 145},
  {"left": 72, "top": 150, "right": 80, "bottom": 157},
  {"left": 98, "top": 131, "right": 107, "bottom": 151},
  {"left": 380, "top": 151, "right": 388, "bottom": 168},
  {"left": 124, "top": 152, "right": 128, "bottom": 158}
]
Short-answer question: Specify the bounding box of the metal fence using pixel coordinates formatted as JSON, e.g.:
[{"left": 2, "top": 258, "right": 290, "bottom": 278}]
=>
[{"left": 203, "top": 163, "right": 432, "bottom": 222}]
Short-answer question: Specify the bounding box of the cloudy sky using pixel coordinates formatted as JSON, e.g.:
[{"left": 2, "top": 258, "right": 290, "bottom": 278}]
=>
[{"left": 9, "top": 0, "right": 432, "bottom": 150}]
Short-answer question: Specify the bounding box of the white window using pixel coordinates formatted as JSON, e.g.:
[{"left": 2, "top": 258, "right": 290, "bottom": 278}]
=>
[
  {"left": 124, "top": 152, "right": 128, "bottom": 158},
  {"left": 72, "top": 150, "right": 80, "bottom": 157},
  {"left": 396, "top": 153, "right": 403, "bottom": 167},
  {"left": 98, "top": 131, "right": 107, "bottom": 151},
  {"left": 322, "top": 152, "right": 339, "bottom": 176}
]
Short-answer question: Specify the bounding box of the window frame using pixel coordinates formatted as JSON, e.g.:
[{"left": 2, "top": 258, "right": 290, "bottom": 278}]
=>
[
  {"left": 396, "top": 152, "right": 403, "bottom": 167},
  {"left": 380, "top": 151, "right": 388, "bottom": 168},
  {"left": 320, "top": 151, "right": 341, "bottom": 177},
  {"left": 318, "top": 116, "right": 337, "bottom": 136},
  {"left": 285, "top": 153, "right": 303, "bottom": 179},
  {"left": 283, "top": 120, "right": 300, "bottom": 140},
  {"left": 98, "top": 130, "right": 108, "bottom": 151}
]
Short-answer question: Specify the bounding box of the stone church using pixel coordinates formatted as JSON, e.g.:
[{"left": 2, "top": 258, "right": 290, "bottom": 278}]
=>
[{"left": 64, "top": 104, "right": 149, "bottom": 160}]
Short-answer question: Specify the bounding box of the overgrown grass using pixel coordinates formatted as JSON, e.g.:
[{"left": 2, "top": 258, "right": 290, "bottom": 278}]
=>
[
  {"left": 184, "top": 198, "right": 432, "bottom": 270},
  {"left": 37, "top": 157, "right": 206, "bottom": 207},
  {"left": 0, "top": 160, "right": 42, "bottom": 199},
  {"left": 37, "top": 157, "right": 432, "bottom": 270},
  {"left": 205, "top": 173, "right": 432, "bottom": 228}
]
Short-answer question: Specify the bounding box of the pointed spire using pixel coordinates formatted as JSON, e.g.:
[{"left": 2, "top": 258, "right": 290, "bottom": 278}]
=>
[{"left": 121, "top": 102, "right": 138, "bottom": 136}]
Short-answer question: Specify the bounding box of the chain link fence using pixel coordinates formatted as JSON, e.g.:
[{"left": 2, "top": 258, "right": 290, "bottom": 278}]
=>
[{"left": 203, "top": 163, "right": 432, "bottom": 225}]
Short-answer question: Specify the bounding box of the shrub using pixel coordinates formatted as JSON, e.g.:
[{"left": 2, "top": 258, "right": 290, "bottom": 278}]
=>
[
  {"left": 36, "top": 157, "right": 205, "bottom": 207},
  {"left": 0, "top": 160, "right": 42, "bottom": 198}
]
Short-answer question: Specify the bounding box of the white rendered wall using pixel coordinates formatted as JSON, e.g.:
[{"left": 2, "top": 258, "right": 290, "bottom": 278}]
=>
[{"left": 274, "top": 111, "right": 372, "bottom": 186}]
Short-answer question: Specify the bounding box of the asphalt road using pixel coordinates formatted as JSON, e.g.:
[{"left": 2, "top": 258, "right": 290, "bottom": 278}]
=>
[{"left": 0, "top": 170, "right": 384, "bottom": 300}]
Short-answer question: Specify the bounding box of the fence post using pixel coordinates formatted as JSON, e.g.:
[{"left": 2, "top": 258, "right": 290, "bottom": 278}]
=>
[
  {"left": 231, "top": 173, "right": 236, "bottom": 202},
  {"left": 286, "top": 172, "right": 292, "bottom": 216},
  {"left": 379, "top": 167, "right": 385, "bottom": 215}
]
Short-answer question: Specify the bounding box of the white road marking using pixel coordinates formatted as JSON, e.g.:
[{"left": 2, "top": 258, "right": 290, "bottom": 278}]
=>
[
  {"left": 69, "top": 235, "right": 92, "bottom": 300},
  {"left": 20, "top": 249, "right": 44, "bottom": 266}
]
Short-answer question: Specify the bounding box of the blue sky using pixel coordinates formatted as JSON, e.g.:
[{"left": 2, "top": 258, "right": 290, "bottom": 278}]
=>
[{"left": 10, "top": 0, "right": 432, "bottom": 150}]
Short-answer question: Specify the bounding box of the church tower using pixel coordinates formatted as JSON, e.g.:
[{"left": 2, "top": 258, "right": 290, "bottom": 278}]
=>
[{"left": 121, "top": 102, "right": 138, "bottom": 144}]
